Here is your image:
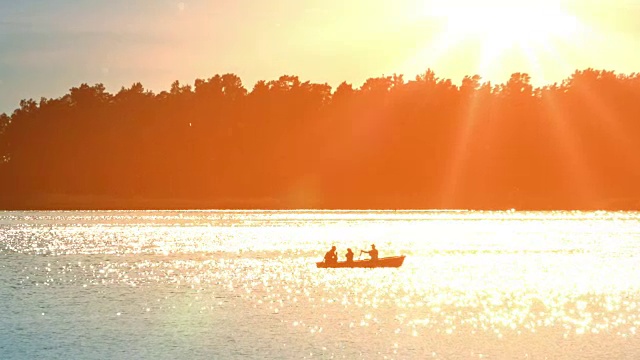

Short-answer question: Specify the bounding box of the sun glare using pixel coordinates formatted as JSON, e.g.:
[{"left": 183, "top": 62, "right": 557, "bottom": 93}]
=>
[
  {"left": 413, "top": 0, "right": 585, "bottom": 77},
  {"left": 444, "top": 3, "right": 577, "bottom": 46}
]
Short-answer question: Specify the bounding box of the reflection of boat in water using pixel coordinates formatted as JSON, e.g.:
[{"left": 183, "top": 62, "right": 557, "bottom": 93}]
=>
[{"left": 316, "top": 255, "right": 406, "bottom": 268}]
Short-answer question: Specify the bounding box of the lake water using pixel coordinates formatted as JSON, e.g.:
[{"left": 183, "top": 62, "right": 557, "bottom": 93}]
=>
[{"left": 1, "top": 210, "right": 640, "bottom": 359}]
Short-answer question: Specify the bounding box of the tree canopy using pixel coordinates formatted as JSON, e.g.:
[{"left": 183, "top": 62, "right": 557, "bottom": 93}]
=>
[{"left": 1, "top": 69, "right": 639, "bottom": 210}]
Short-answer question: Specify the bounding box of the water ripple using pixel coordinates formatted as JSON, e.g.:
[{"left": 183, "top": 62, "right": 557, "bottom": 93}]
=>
[{"left": 1, "top": 210, "right": 640, "bottom": 359}]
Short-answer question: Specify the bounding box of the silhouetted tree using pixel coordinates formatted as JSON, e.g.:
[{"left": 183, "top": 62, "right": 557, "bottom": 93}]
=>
[{"left": 1, "top": 69, "right": 640, "bottom": 210}]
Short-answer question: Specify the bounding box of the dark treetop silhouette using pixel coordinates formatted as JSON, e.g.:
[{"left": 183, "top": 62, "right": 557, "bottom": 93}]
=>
[{"left": 1, "top": 69, "right": 639, "bottom": 210}]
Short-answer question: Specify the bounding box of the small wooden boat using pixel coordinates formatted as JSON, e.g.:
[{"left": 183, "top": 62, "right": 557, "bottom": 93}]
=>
[{"left": 316, "top": 255, "right": 406, "bottom": 268}]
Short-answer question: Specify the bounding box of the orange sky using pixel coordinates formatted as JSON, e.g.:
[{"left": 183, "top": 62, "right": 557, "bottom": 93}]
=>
[{"left": 1, "top": 0, "right": 640, "bottom": 113}]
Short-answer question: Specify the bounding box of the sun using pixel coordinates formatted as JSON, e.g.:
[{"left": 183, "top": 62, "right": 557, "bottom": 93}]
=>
[
  {"left": 448, "top": 2, "right": 578, "bottom": 58},
  {"left": 412, "top": 0, "right": 584, "bottom": 77}
]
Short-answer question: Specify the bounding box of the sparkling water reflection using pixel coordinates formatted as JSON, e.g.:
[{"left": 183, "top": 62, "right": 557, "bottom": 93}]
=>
[{"left": 1, "top": 210, "right": 640, "bottom": 359}]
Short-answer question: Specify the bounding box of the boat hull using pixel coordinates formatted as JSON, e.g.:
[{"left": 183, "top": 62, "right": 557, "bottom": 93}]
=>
[{"left": 316, "top": 255, "right": 405, "bottom": 268}]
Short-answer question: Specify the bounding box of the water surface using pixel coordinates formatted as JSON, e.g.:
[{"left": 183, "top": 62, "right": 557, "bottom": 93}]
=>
[{"left": 1, "top": 210, "right": 639, "bottom": 359}]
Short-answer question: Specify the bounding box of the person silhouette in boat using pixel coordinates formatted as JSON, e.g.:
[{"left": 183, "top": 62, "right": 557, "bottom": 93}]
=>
[
  {"left": 324, "top": 246, "right": 338, "bottom": 264},
  {"left": 361, "top": 244, "right": 378, "bottom": 261},
  {"left": 345, "top": 248, "right": 354, "bottom": 263}
]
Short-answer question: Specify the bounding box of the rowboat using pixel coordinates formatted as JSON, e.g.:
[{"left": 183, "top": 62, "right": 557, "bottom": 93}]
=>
[{"left": 316, "top": 255, "right": 406, "bottom": 268}]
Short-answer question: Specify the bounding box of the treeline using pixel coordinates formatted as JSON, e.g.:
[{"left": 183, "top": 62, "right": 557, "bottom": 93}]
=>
[{"left": 1, "top": 69, "right": 639, "bottom": 210}]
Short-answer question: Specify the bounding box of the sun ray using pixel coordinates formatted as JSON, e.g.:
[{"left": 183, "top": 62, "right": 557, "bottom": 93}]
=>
[
  {"left": 534, "top": 27, "right": 640, "bottom": 166},
  {"left": 502, "top": 40, "right": 600, "bottom": 205},
  {"left": 539, "top": 87, "right": 602, "bottom": 205},
  {"left": 439, "top": 77, "right": 486, "bottom": 207},
  {"left": 513, "top": 19, "right": 640, "bottom": 205},
  {"left": 412, "top": 0, "right": 608, "bottom": 207},
  {"left": 516, "top": 36, "right": 602, "bottom": 202},
  {"left": 396, "top": 22, "right": 472, "bottom": 78}
]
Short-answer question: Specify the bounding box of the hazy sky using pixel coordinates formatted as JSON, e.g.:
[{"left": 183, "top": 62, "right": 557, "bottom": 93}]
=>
[{"left": 2, "top": 0, "right": 640, "bottom": 113}]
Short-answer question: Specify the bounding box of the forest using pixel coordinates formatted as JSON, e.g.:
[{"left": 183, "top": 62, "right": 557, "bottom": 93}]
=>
[{"left": 1, "top": 68, "right": 639, "bottom": 210}]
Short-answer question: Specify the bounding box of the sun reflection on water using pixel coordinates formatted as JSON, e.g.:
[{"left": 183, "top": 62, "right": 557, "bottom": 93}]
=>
[{"left": 2, "top": 210, "right": 640, "bottom": 358}]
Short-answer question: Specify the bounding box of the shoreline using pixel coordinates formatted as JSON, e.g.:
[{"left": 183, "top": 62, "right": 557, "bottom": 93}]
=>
[{"left": 1, "top": 193, "right": 639, "bottom": 211}]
